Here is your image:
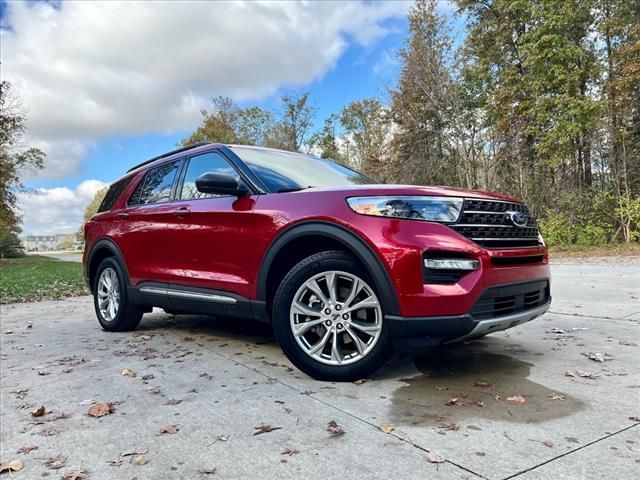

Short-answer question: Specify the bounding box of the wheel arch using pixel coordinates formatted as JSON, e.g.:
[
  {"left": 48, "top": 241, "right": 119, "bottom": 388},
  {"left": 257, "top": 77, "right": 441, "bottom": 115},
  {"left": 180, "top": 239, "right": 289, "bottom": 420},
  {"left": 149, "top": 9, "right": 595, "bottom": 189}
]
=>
[
  {"left": 257, "top": 221, "right": 400, "bottom": 317},
  {"left": 86, "top": 238, "right": 129, "bottom": 293}
]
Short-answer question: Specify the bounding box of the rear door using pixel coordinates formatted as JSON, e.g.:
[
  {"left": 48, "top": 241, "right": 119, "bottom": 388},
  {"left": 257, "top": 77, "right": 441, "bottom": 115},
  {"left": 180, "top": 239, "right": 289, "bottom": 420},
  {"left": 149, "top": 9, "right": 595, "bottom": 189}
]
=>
[
  {"left": 119, "top": 159, "right": 184, "bottom": 284},
  {"left": 169, "top": 150, "right": 257, "bottom": 298}
]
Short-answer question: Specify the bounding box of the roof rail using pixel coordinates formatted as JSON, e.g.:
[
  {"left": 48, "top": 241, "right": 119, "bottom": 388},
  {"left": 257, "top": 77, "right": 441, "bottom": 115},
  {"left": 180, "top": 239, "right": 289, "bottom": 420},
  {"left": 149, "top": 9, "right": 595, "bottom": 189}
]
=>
[{"left": 126, "top": 142, "right": 211, "bottom": 173}]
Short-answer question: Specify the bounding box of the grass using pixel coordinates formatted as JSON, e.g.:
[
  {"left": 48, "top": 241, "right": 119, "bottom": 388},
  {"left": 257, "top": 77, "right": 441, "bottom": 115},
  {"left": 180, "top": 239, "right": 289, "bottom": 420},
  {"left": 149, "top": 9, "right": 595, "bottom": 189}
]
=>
[{"left": 0, "top": 255, "right": 89, "bottom": 304}]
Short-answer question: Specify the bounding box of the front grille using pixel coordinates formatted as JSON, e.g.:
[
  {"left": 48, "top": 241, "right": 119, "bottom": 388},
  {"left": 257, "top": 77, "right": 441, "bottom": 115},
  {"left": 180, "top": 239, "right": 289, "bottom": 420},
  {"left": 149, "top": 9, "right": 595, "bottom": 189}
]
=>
[
  {"left": 471, "top": 280, "right": 550, "bottom": 320},
  {"left": 451, "top": 199, "right": 540, "bottom": 248}
]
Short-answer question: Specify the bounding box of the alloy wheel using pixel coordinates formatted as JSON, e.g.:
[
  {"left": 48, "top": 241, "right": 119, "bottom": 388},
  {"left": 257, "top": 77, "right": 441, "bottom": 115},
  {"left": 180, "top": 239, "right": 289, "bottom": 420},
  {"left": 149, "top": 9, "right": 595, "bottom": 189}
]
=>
[
  {"left": 289, "top": 270, "right": 383, "bottom": 366},
  {"left": 97, "top": 267, "right": 120, "bottom": 322}
]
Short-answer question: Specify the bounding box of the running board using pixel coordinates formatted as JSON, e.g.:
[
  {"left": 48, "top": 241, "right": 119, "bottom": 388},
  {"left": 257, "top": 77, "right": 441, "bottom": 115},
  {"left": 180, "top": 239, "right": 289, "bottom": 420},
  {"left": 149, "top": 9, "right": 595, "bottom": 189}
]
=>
[{"left": 140, "top": 286, "right": 237, "bottom": 304}]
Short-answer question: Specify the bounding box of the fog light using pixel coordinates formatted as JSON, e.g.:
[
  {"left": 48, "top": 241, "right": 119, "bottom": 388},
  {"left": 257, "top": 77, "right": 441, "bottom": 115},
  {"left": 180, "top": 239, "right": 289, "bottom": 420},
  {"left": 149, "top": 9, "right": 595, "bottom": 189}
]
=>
[{"left": 424, "top": 258, "right": 480, "bottom": 270}]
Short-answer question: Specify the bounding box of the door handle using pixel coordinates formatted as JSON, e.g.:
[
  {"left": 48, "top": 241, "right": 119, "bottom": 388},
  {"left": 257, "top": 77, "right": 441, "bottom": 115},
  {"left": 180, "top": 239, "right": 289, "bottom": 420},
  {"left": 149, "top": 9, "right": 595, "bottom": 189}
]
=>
[{"left": 173, "top": 207, "right": 191, "bottom": 218}]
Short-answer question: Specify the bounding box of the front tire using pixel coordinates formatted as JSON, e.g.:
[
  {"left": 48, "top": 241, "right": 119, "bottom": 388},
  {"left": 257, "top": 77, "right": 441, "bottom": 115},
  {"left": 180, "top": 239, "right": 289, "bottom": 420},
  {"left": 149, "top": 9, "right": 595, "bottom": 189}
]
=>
[
  {"left": 273, "top": 251, "right": 393, "bottom": 381},
  {"left": 93, "top": 257, "right": 143, "bottom": 331}
]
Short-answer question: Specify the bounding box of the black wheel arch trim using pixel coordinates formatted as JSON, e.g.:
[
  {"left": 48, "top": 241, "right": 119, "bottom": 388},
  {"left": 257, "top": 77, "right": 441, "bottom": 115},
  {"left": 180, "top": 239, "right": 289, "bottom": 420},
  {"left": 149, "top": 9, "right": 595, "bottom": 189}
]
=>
[
  {"left": 86, "top": 238, "right": 130, "bottom": 293},
  {"left": 257, "top": 220, "right": 400, "bottom": 316}
]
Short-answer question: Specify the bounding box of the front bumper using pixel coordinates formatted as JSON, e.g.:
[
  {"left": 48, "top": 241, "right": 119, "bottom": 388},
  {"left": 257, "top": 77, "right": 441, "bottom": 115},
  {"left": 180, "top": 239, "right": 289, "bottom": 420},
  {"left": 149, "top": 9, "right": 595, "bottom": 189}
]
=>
[{"left": 386, "top": 279, "right": 551, "bottom": 348}]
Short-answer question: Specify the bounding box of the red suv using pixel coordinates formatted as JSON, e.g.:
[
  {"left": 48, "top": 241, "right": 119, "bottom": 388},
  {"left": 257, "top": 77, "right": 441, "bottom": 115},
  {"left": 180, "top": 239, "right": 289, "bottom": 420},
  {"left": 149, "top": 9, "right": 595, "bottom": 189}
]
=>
[{"left": 83, "top": 143, "right": 550, "bottom": 381}]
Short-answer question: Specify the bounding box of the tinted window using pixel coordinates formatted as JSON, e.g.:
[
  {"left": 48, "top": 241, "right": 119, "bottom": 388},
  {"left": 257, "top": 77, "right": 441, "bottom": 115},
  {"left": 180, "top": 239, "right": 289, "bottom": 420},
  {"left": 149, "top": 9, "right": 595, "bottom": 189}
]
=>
[
  {"left": 98, "top": 176, "right": 133, "bottom": 213},
  {"left": 180, "top": 152, "right": 240, "bottom": 200},
  {"left": 229, "top": 146, "right": 373, "bottom": 193},
  {"left": 129, "top": 160, "right": 181, "bottom": 205}
]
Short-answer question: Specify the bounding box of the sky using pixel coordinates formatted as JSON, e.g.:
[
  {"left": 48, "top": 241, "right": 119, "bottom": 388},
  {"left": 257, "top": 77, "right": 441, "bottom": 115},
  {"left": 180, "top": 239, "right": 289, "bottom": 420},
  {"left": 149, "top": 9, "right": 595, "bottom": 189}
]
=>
[{"left": 1, "top": 0, "right": 460, "bottom": 235}]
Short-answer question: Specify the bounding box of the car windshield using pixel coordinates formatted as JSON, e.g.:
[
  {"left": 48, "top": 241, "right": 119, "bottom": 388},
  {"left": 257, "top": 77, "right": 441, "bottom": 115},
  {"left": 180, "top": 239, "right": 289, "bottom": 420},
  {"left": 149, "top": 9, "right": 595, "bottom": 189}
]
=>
[{"left": 229, "top": 146, "right": 374, "bottom": 193}]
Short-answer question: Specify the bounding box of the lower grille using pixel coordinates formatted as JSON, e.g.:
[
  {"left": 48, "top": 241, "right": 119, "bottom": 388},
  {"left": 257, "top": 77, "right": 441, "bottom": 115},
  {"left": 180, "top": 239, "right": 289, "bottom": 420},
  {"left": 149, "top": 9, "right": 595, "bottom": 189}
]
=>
[
  {"left": 471, "top": 280, "right": 550, "bottom": 320},
  {"left": 451, "top": 199, "right": 540, "bottom": 248}
]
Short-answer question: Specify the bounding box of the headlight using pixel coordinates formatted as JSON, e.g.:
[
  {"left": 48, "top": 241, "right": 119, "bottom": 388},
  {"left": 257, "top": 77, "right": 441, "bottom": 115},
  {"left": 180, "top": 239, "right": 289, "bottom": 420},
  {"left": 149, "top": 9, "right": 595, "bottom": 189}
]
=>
[{"left": 346, "top": 196, "right": 463, "bottom": 223}]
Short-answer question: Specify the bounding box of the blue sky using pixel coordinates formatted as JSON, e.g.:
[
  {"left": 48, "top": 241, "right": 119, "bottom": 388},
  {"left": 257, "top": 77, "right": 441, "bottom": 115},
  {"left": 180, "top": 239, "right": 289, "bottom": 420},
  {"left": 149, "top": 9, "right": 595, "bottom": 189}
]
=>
[{"left": 2, "top": 0, "right": 462, "bottom": 234}]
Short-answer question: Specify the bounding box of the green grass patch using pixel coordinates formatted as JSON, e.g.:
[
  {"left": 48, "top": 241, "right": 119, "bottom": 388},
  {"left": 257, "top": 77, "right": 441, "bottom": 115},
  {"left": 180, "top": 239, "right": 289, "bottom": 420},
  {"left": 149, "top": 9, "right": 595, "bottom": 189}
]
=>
[{"left": 0, "top": 255, "right": 89, "bottom": 304}]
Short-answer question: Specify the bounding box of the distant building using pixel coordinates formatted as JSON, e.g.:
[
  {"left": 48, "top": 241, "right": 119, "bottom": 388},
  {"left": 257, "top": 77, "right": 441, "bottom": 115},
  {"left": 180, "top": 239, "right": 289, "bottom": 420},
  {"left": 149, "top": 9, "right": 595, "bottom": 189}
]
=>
[{"left": 21, "top": 233, "right": 79, "bottom": 252}]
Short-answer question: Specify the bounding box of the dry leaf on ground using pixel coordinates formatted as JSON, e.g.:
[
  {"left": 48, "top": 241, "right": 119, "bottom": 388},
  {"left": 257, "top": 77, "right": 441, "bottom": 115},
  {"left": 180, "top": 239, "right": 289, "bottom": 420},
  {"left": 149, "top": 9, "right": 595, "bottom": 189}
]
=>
[
  {"left": 281, "top": 448, "right": 299, "bottom": 456},
  {"left": 131, "top": 455, "right": 147, "bottom": 465},
  {"left": 62, "top": 468, "right": 89, "bottom": 480},
  {"left": 549, "top": 393, "right": 566, "bottom": 401},
  {"left": 253, "top": 424, "right": 282, "bottom": 436},
  {"left": 17, "top": 445, "right": 38, "bottom": 454},
  {"left": 0, "top": 459, "right": 23, "bottom": 473},
  {"left": 199, "top": 468, "right": 217, "bottom": 475},
  {"left": 446, "top": 397, "right": 459, "bottom": 406},
  {"left": 160, "top": 424, "right": 179, "bottom": 435},
  {"left": 87, "top": 403, "right": 114, "bottom": 417},
  {"left": 505, "top": 394, "right": 526, "bottom": 405},
  {"left": 108, "top": 456, "right": 123, "bottom": 467},
  {"left": 629, "top": 416, "right": 640, "bottom": 422},
  {"left": 31, "top": 405, "right": 46, "bottom": 417},
  {"left": 45, "top": 456, "right": 66, "bottom": 469},
  {"left": 327, "top": 420, "right": 345, "bottom": 436},
  {"left": 473, "top": 381, "right": 492, "bottom": 388},
  {"left": 353, "top": 379, "right": 367, "bottom": 385},
  {"left": 379, "top": 423, "right": 394, "bottom": 434},
  {"left": 426, "top": 452, "right": 445, "bottom": 464},
  {"left": 121, "top": 368, "right": 136, "bottom": 377}
]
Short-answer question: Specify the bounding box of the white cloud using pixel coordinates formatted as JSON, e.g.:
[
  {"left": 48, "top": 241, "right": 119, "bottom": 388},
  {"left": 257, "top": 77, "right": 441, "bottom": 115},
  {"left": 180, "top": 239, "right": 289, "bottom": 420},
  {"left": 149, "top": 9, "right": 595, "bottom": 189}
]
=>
[
  {"left": 3, "top": 0, "right": 410, "bottom": 180},
  {"left": 17, "top": 179, "right": 108, "bottom": 235}
]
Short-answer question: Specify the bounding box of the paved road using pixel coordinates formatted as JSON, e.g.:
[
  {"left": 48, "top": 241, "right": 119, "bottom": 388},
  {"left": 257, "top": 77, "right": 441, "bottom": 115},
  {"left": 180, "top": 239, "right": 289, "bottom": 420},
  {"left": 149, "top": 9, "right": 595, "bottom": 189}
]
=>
[
  {"left": 0, "top": 261, "right": 638, "bottom": 479},
  {"left": 37, "top": 252, "right": 83, "bottom": 263}
]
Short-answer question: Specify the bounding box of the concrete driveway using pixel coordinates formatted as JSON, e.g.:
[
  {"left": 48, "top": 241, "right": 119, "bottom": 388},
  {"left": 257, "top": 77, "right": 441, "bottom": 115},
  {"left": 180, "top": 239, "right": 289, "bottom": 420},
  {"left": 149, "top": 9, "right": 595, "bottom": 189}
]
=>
[
  {"left": 1, "top": 258, "right": 638, "bottom": 479},
  {"left": 37, "top": 252, "right": 83, "bottom": 263}
]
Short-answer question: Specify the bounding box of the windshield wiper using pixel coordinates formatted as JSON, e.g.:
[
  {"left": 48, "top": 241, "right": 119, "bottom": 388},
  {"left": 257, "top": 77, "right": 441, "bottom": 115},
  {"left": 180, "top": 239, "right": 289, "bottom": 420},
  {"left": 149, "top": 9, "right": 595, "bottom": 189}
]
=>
[{"left": 276, "top": 186, "right": 313, "bottom": 193}]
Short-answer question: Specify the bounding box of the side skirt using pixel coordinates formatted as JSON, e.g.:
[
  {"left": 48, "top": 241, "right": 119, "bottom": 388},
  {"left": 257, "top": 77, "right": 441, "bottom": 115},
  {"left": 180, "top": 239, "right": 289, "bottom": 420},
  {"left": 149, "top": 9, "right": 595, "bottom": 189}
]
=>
[{"left": 127, "top": 282, "right": 270, "bottom": 323}]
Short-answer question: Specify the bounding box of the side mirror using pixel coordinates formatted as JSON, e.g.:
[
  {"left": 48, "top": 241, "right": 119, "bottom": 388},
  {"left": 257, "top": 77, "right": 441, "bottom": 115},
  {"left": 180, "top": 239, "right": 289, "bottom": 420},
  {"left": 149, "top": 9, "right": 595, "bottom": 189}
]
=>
[{"left": 195, "top": 172, "right": 248, "bottom": 197}]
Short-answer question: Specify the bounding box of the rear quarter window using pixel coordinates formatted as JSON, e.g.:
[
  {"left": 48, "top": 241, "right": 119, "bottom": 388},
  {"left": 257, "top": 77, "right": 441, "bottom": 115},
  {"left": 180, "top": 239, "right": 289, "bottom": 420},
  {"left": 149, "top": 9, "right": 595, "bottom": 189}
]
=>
[
  {"left": 128, "top": 160, "right": 181, "bottom": 206},
  {"left": 97, "top": 176, "right": 133, "bottom": 213}
]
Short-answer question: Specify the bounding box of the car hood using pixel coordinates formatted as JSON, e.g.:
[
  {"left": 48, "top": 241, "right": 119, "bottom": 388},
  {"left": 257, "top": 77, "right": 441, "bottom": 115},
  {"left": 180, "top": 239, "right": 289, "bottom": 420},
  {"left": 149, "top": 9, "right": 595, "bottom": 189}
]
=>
[{"left": 301, "top": 184, "right": 523, "bottom": 203}]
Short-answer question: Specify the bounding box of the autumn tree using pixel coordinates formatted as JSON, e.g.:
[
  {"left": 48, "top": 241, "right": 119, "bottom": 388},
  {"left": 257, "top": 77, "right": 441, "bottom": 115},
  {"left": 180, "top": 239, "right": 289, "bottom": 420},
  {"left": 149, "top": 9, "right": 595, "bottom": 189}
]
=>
[
  {"left": 278, "top": 91, "right": 315, "bottom": 152},
  {"left": 0, "top": 81, "right": 45, "bottom": 257},
  {"left": 309, "top": 114, "right": 345, "bottom": 164},
  {"left": 340, "top": 99, "right": 391, "bottom": 180}
]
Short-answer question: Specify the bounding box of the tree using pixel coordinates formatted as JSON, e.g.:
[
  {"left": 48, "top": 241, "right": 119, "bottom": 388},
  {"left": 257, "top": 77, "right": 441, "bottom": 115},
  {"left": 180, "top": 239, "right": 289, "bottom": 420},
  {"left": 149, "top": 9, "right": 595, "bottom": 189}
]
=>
[
  {"left": 181, "top": 96, "right": 241, "bottom": 145},
  {"left": 340, "top": 99, "right": 391, "bottom": 180},
  {"left": 0, "top": 80, "right": 45, "bottom": 257},
  {"left": 77, "top": 187, "right": 107, "bottom": 241},
  {"left": 390, "top": 0, "right": 462, "bottom": 186},
  {"left": 309, "top": 114, "right": 346, "bottom": 164},
  {"left": 278, "top": 91, "right": 315, "bottom": 152}
]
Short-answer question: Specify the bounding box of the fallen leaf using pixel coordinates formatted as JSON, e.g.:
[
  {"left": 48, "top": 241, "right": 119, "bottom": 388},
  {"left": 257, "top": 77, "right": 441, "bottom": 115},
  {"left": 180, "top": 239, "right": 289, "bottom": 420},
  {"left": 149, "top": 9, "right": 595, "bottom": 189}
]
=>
[
  {"left": 543, "top": 441, "right": 554, "bottom": 448},
  {"left": 583, "top": 352, "right": 606, "bottom": 363},
  {"left": 576, "top": 370, "right": 597, "bottom": 379},
  {"left": 446, "top": 397, "right": 459, "bottom": 406},
  {"left": 435, "top": 385, "right": 448, "bottom": 391},
  {"left": 281, "top": 448, "right": 299, "bottom": 456},
  {"left": 379, "top": 423, "right": 394, "bottom": 434},
  {"left": 108, "top": 456, "right": 123, "bottom": 467},
  {"left": 253, "top": 424, "right": 282, "bottom": 436},
  {"left": 437, "top": 421, "right": 460, "bottom": 431},
  {"left": 160, "top": 424, "right": 179, "bottom": 435},
  {"left": 121, "top": 368, "right": 136, "bottom": 377},
  {"left": 473, "top": 381, "right": 492, "bottom": 388},
  {"left": 164, "top": 399, "right": 182, "bottom": 405},
  {"left": 565, "top": 370, "right": 577, "bottom": 377},
  {"left": 62, "top": 468, "right": 89, "bottom": 480},
  {"left": 17, "top": 445, "right": 38, "bottom": 454},
  {"left": 549, "top": 393, "right": 566, "bottom": 401},
  {"left": 31, "top": 405, "right": 46, "bottom": 417},
  {"left": 131, "top": 455, "right": 147, "bottom": 465},
  {"left": 199, "top": 468, "right": 217, "bottom": 475},
  {"left": 505, "top": 394, "right": 526, "bottom": 405},
  {"left": 629, "top": 416, "right": 640, "bottom": 422},
  {"left": 122, "top": 447, "right": 149, "bottom": 457},
  {"left": 619, "top": 340, "right": 638, "bottom": 347},
  {"left": 141, "top": 374, "right": 154, "bottom": 381},
  {"left": 87, "top": 403, "right": 114, "bottom": 417},
  {"left": 78, "top": 399, "right": 95, "bottom": 406},
  {"left": 426, "top": 452, "right": 445, "bottom": 463},
  {"left": 353, "top": 379, "right": 367, "bottom": 385},
  {"left": 45, "top": 455, "right": 66, "bottom": 470},
  {"left": 0, "top": 459, "right": 23, "bottom": 473},
  {"left": 327, "top": 420, "right": 345, "bottom": 436}
]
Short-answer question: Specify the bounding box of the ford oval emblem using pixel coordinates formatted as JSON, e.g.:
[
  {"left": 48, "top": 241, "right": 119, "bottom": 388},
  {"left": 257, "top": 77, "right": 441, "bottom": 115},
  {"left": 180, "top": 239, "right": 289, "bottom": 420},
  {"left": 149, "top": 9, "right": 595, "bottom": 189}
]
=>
[{"left": 505, "top": 210, "right": 528, "bottom": 227}]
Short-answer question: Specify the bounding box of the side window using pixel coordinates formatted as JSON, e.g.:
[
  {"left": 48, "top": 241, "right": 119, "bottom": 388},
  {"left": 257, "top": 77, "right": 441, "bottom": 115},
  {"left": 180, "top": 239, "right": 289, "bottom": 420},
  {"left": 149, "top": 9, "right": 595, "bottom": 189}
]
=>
[
  {"left": 180, "top": 152, "right": 241, "bottom": 200},
  {"left": 129, "top": 160, "right": 181, "bottom": 206},
  {"left": 98, "top": 176, "right": 133, "bottom": 213}
]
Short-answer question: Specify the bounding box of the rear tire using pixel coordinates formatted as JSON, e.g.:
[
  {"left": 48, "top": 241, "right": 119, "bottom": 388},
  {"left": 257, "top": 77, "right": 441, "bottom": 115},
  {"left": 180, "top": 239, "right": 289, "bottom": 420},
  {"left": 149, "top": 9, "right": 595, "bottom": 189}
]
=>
[
  {"left": 273, "top": 251, "right": 393, "bottom": 381},
  {"left": 93, "top": 257, "right": 143, "bottom": 332}
]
